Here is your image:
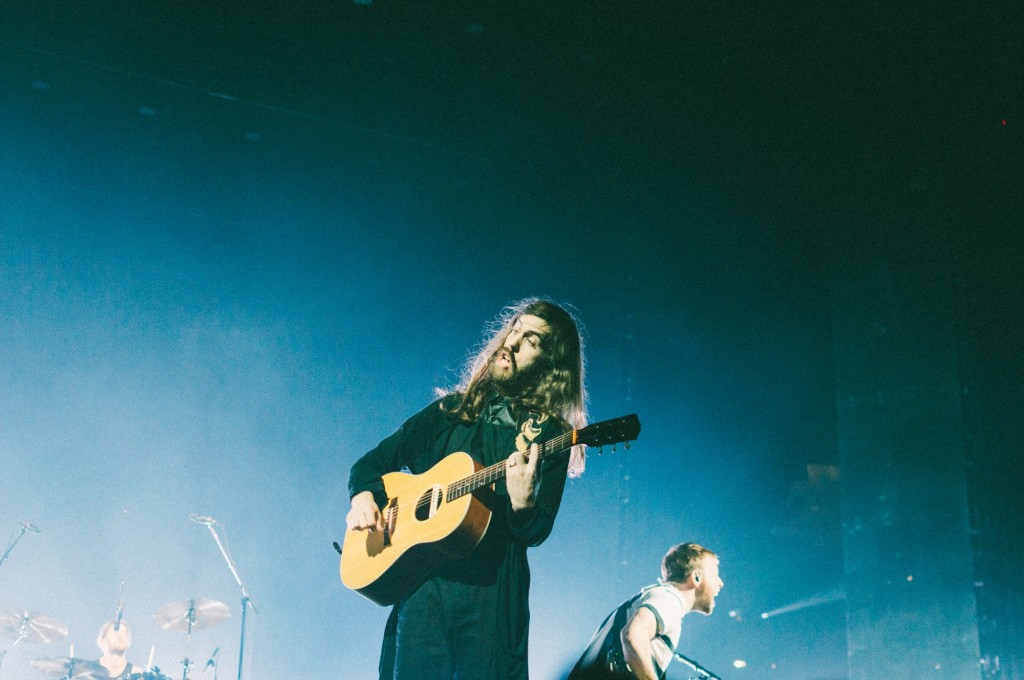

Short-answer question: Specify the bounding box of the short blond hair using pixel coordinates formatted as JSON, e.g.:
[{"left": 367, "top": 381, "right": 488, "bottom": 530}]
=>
[{"left": 661, "top": 543, "right": 717, "bottom": 583}]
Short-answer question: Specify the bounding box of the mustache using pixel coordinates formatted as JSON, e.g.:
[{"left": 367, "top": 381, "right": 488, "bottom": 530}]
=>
[{"left": 492, "top": 347, "right": 517, "bottom": 371}]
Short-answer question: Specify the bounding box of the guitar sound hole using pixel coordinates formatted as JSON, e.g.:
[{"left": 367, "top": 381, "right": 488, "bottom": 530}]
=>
[{"left": 415, "top": 485, "right": 443, "bottom": 521}]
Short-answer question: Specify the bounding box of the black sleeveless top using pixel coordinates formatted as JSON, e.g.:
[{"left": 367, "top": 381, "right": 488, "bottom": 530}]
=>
[{"left": 102, "top": 659, "right": 135, "bottom": 679}]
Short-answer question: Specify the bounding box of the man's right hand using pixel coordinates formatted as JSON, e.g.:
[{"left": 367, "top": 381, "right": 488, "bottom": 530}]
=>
[{"left": 346, "top": 490, "right": 384, "bottom": 532}]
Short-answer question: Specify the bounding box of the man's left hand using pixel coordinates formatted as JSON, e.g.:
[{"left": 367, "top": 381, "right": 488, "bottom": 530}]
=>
[{"left": 506, "top": 443, "right": 541, "bottom": 511}]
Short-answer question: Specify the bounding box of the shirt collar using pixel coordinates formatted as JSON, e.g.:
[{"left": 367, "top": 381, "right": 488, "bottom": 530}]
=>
[{"left": 482, "top": 389, "right": 517, "bottom": 427}]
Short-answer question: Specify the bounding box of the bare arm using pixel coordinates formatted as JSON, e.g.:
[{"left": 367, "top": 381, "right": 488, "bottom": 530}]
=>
[{"left": 620, "top": 607, "right": 661, "bottom": 680}]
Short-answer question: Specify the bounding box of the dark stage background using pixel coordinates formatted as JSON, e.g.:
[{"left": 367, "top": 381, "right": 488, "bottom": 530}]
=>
[{"left": 1, "top": 2, "right": 1019, "bottom": 679}]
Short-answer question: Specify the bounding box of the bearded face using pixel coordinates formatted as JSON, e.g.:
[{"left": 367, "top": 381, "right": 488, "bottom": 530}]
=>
[
  {"left": 487, "top": 314, "right": 551, "bottom": 394},
  {"left": 99, "top": 623, "right": 131, "bottom": 653},
  {"left": 691, "top": 557, "right": 724, "bottom": 615},
  {"left": 692, "top": 584, "right": 716, "bottom": 614}
]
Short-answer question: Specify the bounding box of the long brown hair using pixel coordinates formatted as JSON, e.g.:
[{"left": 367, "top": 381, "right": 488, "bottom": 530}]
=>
[{"left": 443, "top": 298, "right": 589, "bottom": 477}]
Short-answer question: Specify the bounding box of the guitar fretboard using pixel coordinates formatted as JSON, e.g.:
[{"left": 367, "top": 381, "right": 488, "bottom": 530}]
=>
[{"left": 445, "top": 429, "right": 577, "bottom": 502}]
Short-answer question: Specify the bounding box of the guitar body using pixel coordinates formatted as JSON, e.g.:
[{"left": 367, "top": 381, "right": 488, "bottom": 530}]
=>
[
  {"left": 340, "top": 451, "right": 495, "bottom": 606},
  {"left": 339, "top": 413, "right": 640, "bottom": 606}
]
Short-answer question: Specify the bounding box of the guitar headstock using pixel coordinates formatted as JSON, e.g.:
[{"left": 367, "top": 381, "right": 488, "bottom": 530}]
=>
[{"left": 576, "top": 414, "right": 641, "bottom": 449}]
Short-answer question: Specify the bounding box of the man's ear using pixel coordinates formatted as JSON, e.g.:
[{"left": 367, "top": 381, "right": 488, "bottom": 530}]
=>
[{"left": 693, "top": 572, "right": 702, "bottom": 584}]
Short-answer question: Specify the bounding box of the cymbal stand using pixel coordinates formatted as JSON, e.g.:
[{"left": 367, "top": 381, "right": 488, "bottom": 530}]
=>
[
  {"left": 198, "top": 522, "right": 257, "bottom": 680},
  {"left": 62, "top": 658, "right": 86, "bottom": 680},
  {"left": 180, "top": 601, "right": 196, "bottom": 680},
  {"left": 0, "top": 621, "right": 29, "bottom": 670},
  {"left": 0, "top": 520, "right": 40, "bottom": 669}
]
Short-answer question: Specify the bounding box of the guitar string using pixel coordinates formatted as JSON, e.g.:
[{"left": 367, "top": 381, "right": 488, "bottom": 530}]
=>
[
  {"left": 444, "top": 430, "right": 574, "bottom": 503},
  {"left": 408, "top": 419, "right": 627, "bottom": 511},
  {"left": 446, "top": 419, "right": 631, "bottom": 499},
  {"left": 404, "top": 432, "right": 574, "bottom": 515}
]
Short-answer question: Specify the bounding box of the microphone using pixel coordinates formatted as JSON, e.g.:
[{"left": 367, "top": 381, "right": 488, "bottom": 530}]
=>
[
  {"left": 206, "top": 647, "right": 219, "bottom": 669},
  {"left": 674, "top": 652, "right": 721, "bottom": 680},
  {"left": 21, "top": 523, "right": 41, "bottom": 534},
  {"left": 189, "top": 513, "right": 217, "bottom": 526},
  {"left": 114, "top": 582, "right": 125, "bottom": 631}
]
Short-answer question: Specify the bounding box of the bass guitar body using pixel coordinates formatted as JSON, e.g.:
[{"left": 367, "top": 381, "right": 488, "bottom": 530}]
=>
[{"left": 340, "top": 451, "right": 495, "bottom": 606}]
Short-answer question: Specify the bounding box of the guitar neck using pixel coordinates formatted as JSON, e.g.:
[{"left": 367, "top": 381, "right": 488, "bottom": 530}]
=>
[{"left": 447, "top": 429, "right": 577, "bottom": 502}]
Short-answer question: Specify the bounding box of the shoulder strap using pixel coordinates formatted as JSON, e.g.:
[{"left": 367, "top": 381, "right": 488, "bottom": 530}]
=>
[{"left": 568, "top": 592, "right": 644, "bottom": 679}]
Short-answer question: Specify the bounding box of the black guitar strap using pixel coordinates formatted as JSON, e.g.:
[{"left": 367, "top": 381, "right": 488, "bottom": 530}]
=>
[{"left": 566, "top": 592, "right": 644, "bottom": 680}]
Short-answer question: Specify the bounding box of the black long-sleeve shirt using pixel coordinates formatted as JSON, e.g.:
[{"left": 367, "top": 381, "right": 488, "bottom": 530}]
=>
[{"left": 348, "top": 391, "right": 571, "bottom": 678}]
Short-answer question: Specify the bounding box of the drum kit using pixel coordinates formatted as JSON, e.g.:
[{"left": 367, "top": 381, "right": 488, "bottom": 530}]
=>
[
  {"left": 0, "top": 600, "right": 230, "bottom": 680},
  {"left": 2, "top": 516, "right": 254, "bottom": 680}
]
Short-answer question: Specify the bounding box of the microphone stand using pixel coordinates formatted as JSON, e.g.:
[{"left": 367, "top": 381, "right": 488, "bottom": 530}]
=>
[
  {"left": 0, "top": 521, "right": 40, "bottom": 667},
  {"left": 674, "top": 652, "right": 721, "bottom": 680},
  {"left": 0, "top": 524, "right": 35, "bottom": 571},
  {"left": 199, "top": 522, "right": 257, "bottom": 680}
]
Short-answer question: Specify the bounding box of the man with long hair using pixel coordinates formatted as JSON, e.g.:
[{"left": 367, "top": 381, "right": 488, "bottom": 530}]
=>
[
  {"left": 567, "top": 543, "right": 723, "bottom": 680},
  {"left": 347, "top": 298, "right": 588, "bottom": 680}
]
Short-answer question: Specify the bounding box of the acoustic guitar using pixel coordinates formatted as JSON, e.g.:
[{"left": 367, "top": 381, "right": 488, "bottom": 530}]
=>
[{"left": 340, "top": 414, "right": 641, "bottom": 606}]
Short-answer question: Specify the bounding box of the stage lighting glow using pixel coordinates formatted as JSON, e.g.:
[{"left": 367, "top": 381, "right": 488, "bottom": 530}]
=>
[{"left": 759, "top": 584, "right": 846, "bottom": 618}]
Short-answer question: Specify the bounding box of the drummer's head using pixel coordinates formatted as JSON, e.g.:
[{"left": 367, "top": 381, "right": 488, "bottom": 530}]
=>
[{"left": 97, "top": 620, "right": 132, "bottom": 652}]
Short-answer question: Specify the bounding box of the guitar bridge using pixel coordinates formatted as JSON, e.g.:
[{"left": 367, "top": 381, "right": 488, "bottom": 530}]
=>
[{"left": 383, "top": 498, "right": 398, "bottom": 546}]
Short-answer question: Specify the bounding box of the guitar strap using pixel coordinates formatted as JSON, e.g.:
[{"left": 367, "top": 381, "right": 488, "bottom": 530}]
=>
[
  {"left": 514, "top": 412, "right": 546, "bottom": 453},
  {"left": 567, "top": 592, "right": 644, "bottom": 680}
]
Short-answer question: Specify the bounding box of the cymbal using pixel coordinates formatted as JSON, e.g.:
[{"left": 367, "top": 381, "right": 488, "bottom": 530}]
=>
[
  {"left": 30, "top": 656, "right": 107, "bottom": 678},
  {"left": 0, "top": 610, "right": 68, "bottom": 644},
  {"left": 153, "top": 598, "right": 230, "bottom": 632}
]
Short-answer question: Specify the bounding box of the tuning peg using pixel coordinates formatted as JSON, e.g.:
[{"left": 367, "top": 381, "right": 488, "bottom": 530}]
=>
[{"left": 624, "top": 441, "right": 631, "bottom": 449}]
